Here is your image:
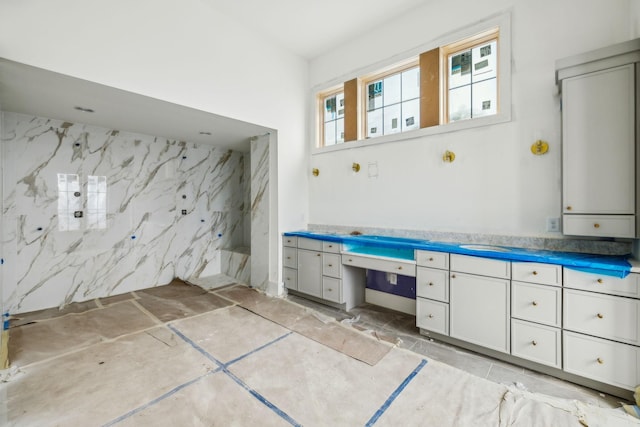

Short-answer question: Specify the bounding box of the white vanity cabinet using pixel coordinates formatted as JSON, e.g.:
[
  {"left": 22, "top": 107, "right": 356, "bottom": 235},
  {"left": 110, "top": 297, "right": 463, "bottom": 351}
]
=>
[
  {"left": 563, "top": 269, "right": 640, "bottom": 390},
  {"left": 557, "top": 39, "right": 640, "bottom": 238},
  {"left": 449, "top": 254, "right": 511, "bottom": 354},
  {"left": 416, "top": 250, "right": 450, "bottom": 335},
  {"left": 510, "top": 262, "right": 562, "bottom": 368},
  {"left": 283, "top": 235, "right": 364, "bottom": 311}
]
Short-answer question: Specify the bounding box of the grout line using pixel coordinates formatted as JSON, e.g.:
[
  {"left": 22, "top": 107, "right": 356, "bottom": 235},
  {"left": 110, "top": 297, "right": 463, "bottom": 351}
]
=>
[
  {"left": 129, "top": 299, "right": 165, "bottom": 326},
  {"left": 365, "top": 359, "right": 428, "bottom": 427}
]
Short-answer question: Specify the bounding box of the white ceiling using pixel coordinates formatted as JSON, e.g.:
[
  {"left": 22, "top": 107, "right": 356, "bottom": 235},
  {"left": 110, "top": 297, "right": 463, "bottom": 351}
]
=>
[
  {"left": 204, "top": 0, "right": 428, "bottom": 59},
  {"left": 0, "top": 1, "right": 427, "bottom": 150}
]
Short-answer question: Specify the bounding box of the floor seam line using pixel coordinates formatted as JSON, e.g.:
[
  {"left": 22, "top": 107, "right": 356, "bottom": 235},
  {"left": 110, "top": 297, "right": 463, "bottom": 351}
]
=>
[
  {"left": 166, "top": 323, "right": 300, "bottom": 426},
  {"left": 365, "top": 359, "right": 428, "bottom": 427},
  {"left": 129, "top": 299, "right": 165, "bottom": 326}
]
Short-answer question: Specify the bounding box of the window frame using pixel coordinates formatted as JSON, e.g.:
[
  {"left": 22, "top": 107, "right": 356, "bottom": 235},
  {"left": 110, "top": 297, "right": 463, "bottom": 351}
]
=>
[
  {"left": 441, "top": 28, "right": 500, "bottom": 125},
  {"left": 360, "top": 58, "right": 420, "bottom": 139},
  {"left": 317, "top": 85, "right": 345, "bottom": 148},
  {"left": 311, "top": 12, "right": 511, "bottom": 155}
]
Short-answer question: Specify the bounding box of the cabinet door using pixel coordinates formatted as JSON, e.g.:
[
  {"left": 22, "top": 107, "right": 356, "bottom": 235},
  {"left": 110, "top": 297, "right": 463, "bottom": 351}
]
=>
[
  {"left": 297, "top": 249, "right": 322, "bottom": 298},
  {"left": 562, "top": 64, "right": 635, "bottom": 215},
  {"left": 450, "top": 272, "right": 510, "bottom": 353}
]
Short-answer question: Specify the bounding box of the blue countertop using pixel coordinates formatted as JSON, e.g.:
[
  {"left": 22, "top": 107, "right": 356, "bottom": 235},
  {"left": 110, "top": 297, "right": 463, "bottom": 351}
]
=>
[{"left": 284, "top": 231, "right": 633, "bottom": 278}]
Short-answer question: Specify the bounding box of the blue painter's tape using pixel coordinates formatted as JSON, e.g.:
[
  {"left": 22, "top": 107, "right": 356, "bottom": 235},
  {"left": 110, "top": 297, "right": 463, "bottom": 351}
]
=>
[
  {"left": 0, "top": 258, "right": 4, "bottom": 265},
  {"left": 164, "top": 324, "right": 300, "bottom": 426},
  {"left": 366, "top": 359, "right": 428, "bottom": 426}
]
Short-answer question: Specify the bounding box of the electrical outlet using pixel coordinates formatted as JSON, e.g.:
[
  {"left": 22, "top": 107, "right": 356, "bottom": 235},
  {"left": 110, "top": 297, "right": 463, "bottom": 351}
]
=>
[{"left": 546, "top": 217, "right": 560, "bottom": 232}]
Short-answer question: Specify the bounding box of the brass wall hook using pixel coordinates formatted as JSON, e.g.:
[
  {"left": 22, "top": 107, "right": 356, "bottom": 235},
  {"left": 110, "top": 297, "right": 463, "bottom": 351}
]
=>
[
  {"left": 443, "top": 150, "right": 456, "bottom": 163},
  {"left": 352, "top": 162, "right": 361, "bottom": 172},
  {"left": 531, "top": 140, "right": 549, "bottom": 155},
  {"left": 312, "top": 168, "right": 319, "bottom": 177}
]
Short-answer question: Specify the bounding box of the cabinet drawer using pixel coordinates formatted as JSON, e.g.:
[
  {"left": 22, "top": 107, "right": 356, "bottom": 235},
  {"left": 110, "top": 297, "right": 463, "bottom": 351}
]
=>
[
  {"left": 322, "top": 241, "right": 341, "bottom": 253},
  {"left": 322, "top": 277, "right": 342, "bottom": 303},
  {"left": 416, "top": 298, "right": 449, "bottom": 335},
  {"left": 342, "top": 254, "right": 416, "bottom": 277},
  {"left": 416, "top": 267, "right": 449, "bottom": 302},
  {"left": 563, "top": 331, "right": 640, "bottom": 390},
  {"left": 298, "top": 237, "right": 323, "bottom": 251},
  {"left": 564, "top": 289, "right": 640, "bottom": 345},
  {"left": 283, "top": 267, "right": 298, "bottom": 290},
  {"left": 563, "top": 214, "right": 635, "bottom": 239},
  {"left": 283, "top": 247, "right": 297, "bottom": 269},
  {"left": 416, "top": 250, "right": 449, "bottom": 270},
  {"left": 283, "top": 236, "right": 297, "bottom": 247},
  {"left": 511, "top": 319, "right": 561, "bottom": 368},
  {"left": 512, "top": 262, "right": 561, "bottom": 286},
  {"left": 322, "top": 253, "right": 342, "bottom": 278},
  {"left": 450, "top": 254, "right": 510, "bottom": 279},
  {"left": 512, "top": 281, "right": 561, "bottom": 327},
  {"left": 564, "top": 269, "right": 640, "bottom": 298}
]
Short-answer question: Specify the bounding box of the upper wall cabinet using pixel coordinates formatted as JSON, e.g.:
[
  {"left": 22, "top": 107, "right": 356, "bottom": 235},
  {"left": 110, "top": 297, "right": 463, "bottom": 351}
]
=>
[{"left": 557, "top": 39, "right": 640, "bottom": 239}]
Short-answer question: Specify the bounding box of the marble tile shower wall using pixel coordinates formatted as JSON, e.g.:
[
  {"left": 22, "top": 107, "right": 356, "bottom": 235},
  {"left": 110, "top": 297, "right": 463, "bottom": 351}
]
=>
[{"left": 1, "top": 112, "right": 247, "bottom": 314}]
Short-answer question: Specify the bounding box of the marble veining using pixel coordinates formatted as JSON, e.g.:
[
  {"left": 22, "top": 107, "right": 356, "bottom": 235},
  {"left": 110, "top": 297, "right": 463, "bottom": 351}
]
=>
[{"left": 2, "top": 112, "right": 250, "bottom": 313}]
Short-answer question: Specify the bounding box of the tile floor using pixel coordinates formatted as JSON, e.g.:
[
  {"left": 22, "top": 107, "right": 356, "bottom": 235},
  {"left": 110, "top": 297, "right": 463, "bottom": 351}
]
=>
[{"left": 1, "top": 280, "right": 636, "bottom": 426}]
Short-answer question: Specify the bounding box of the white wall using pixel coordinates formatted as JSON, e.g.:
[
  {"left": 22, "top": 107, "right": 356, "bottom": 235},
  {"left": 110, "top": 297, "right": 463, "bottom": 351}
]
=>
[
  {"left": 0, "top": 0, "right": 310, "bottom": 245},
  {"left": 307, "top": 0, "right": 633, "bottom": 237}
]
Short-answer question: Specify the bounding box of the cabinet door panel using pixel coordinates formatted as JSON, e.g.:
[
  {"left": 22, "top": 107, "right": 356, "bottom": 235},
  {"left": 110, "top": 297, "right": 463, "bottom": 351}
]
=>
[
  {"left": 562, "top": 64, "right": 635, "bottom": 215},
  {"left": 297, "top": 249, "right": 322, "bottom": 298},
  {"left": 450, "top": 272, "right": 510, "bottom": 353}
]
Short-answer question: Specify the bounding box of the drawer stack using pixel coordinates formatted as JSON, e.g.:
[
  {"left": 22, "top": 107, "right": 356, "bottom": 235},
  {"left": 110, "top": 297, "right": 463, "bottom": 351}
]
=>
[
  {"left": 415, "top": 250, "right": 450, "bottom": 335},
  {"left": 510, "top": 262, "right": 562, "bottom": 368},
  {"left": 283, "top": 236, "right": 298, "bottom": 291},
  {"left": 563, "top": 269, "right": 640, "bottom": 390}
]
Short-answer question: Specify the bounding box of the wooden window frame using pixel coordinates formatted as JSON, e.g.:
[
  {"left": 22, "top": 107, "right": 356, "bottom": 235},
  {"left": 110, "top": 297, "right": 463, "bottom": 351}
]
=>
[{"left": 440, "top": 28, "right": 500, "bottom": 124}]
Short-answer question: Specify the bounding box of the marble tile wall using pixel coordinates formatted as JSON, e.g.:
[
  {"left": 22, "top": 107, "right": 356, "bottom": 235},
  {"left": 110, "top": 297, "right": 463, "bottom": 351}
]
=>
[{"left": 1, "top": 112, "right": 248, "bottom": 314}]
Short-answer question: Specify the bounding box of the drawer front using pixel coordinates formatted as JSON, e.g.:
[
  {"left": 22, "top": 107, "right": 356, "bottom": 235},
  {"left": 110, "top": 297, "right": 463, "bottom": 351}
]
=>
[
  {"left": 450, "top": 254, "right": 510, "bottom": 279},
  {"left": 283, "top": 267, "right": 298, "bottom": 290},
  {"left": 512, "top": 262, "right": 561, "bottom": 287},
  {"left": 416, "top": 267, "right": 449, "bottom": 302},
  {"left": 564, "top": 269, "right": 640, "bottom": 298},
  {"left": 342, "top": 254, "right": 416, "bottom": 277},
  {"left": 283, "top": 236, "right": 298, "bottom": 247},
  {"left": 322, "top": 253, "right": 342, "bottom": 278},
  {"left": 283, "top": 247, "right": 297, "bottom": 269},
  {"left": 511, "top": 281, "right": 561, "bottom": 327},
  {"left": 416, "top": 298, "right": 449, "bottom": 335},
  {"left": 563, "top": 214, "right": 635, "bottom": 239},
  {"left": 322, "top": 276, "right": 342, "bottom": 303},
  {"left": 415, "top": 250, "right": 449, "bottom": 270},
  {"left": 298, "top": 237, "right": 323, "bottom": 251},
  {"left": 563, "top": 331, "right": 639, "bottom": 390},
  {"left": 322, "top": 241, "right": 341, "bottom": 253},
  {"left": 564, "top": 289, "right": 640, "bottom": 345},
  {"left": 511, "top": 319, "right": 561, "bottom": 368}
]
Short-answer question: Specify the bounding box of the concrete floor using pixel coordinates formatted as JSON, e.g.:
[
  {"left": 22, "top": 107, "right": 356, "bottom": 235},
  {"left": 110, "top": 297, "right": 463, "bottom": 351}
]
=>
[{"left": 1, "top": 280, "right": 638, "bottom": 426}]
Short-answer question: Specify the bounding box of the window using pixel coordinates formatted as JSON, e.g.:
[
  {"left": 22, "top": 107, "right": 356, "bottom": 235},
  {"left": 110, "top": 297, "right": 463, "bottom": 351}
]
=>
[
  {"left": 364, "top": 64, "right": 420, "bottom": 138},
  {"left": 313, "top": 21, "right": 507, "bottom": 150},
  {"left": 442, "top": 29, "right": 499, "bottom": 123},
  {"left": 321, "top": 89, "right": 345, "bottom": 146}
]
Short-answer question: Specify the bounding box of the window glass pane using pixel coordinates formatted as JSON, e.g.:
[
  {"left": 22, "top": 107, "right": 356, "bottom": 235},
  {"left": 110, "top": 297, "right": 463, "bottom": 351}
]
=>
[
  {"left": 402, "top": 67, "right": 420, "bottom": 101},
  {"left": 367, "top": 108, "right": 383, "bottom": 138},
  {"left": 324, "top": 121, "right": 336, "bottom": 146},
  {"left": 368, "top": 81, "right": 383, "bottom": 111},
  {"left": 448, "top": 50, "right": 471, "bottom": 89},
  {"left": 402, "top": 99, "right": 420, "bottom": 131},
  {"left": 336, "top": 92, "right": 345, "bottom": 118},
  {"left": 324, "top": 95, "right": 337, "bottom": 121},
  {"left": 449, "top": 85, "right": 471, "bottom": 122},
  {"left": 383, "top": 73, "right": 401, "bottom": 106},
  {"left": 472, "top": 40, "right": 497, "bottom": 82},
  {"left": 336, "top": 118, "right": 345, "bottom": 143},
  {"left": 383, "top": 104, "right": 402, "bottom": 135},
  {"left": 472, "top": 78, "right": 497, "bottom": 118}
]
